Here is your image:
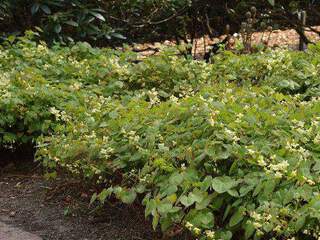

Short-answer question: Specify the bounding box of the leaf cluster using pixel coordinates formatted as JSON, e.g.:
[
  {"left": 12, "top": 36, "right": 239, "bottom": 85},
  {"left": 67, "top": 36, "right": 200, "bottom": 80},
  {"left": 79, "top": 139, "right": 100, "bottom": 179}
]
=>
[{"left": 1, "top": 38, "right": 320, "bottom": 239}]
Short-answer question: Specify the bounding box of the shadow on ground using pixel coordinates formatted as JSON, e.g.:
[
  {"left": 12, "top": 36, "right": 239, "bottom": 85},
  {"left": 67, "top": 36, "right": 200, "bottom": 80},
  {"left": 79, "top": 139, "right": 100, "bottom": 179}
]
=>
[
  {"left": 0, "top": 169, "right": 161, "bottom": 240},
  {"left": 0, "top": 151, "right": 191, "bottom": 240}
]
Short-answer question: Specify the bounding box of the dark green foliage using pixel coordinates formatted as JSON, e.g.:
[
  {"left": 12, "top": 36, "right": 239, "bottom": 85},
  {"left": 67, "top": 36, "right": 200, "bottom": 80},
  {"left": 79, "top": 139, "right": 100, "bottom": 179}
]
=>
[
  {"left": 0, "top": 0, "right": 125, "bottom": 44},
  {"left": 1, "top": 1, "right": 319, "bottom": 45}
]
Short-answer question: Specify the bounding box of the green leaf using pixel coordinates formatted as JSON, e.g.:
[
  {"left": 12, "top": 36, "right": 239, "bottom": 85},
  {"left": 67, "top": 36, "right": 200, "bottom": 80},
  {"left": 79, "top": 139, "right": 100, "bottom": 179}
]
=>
[
  {"left": 229, "top": 207, "right": 245, "bottom": 227},
  {"left": 180, "top": 189, "right": 204, "bottom": 207},
  {"left": 239, "top": 185, "right": 254, "bottom": 197},
  {"left": 98, "top": 188, "right": 113, "bottom": 203},
  {"left": 180, "top": 195, "right": 195, "bottom": 207},
  {"left": 109, "top": 111, "right": 118, "bottom": 119},
  {"left": 184, "top": 168, "right": 199, "bottom": 182},
  {"left": 162, "top": 184, "right": 177, "bottom": 196},
  {"left": 44, "top": 171, "right": 57, "bottom": 180},
  {"left": 40, "top": 5, "right": 51, "bottom": 14},
  {"left": 201, "top": 176, "right": 213, "bottom": 191},
  {"left": 186, "top": 209, "right": 214, "bottom": 228},
  {"left": 31, "top": 3, "right": 40, "bottom": 15},
  {"left": 223, "top": 204, "right": 232, "bottom": 222},
  {"left": 111, "top": 32, "right": 126, "bottom": 40},
  {"left": 244, "top": 221, "right": 255, "bottom": 239},
  {"left": 65, "top": 20, "right": 79, "bottom": 27},
  {"left": 160, "top": 217, "right": 173, "bottom": 232},
  {"left": 211, "top": 176, "right": 239, "bottom": 193},
  {"left": 145, "top": 199, "right": 157, "bottom": 217},
  {"left": 119, "top": 189, "right": 137, "bottom": 204},
  {"left": 262, "top": 223, "right": 274, "bottom": 233},
  {"left": 189, "top": 189, "right": 205, "bottom": 203},
  {"left": 63, "top": 207, "right": 70, "bottom": 216},
  {"left": 54, "top": 24, "right": 62, "bottom": 34},
  {"left": 218, "top": 231, "right": 232, "bottom": 240},
  {"left": 90, "top": 193, "right": 97, "bottom": 205},
  {"left": 90, "top": 12, "right": 106, "bottom": 21},
  {"left": 152, "top": 211, "right": 160, "bottom": 230},
  {"left": 268, "top": 0, "right": 275, "bottom": 6},
  {"left": 227, "top": 189, "right": 239, "bottom": 197},
  {"left": 135, "top": 183, "right": 146, "bottom": 194},
  {"left": 169, "top": 172, "right": 183, "bottom": 185},
  {"left": 294, "top": 216, "right": 306, "bottom": 232},
  {"left": 7, "top": 35, "right": 16, "bottom": 43},
  {"left": 262, "top": 179, "right": 277, "bottom": 198},
  {"left": 157, "top": 202, "right": 172, "bottom": 215},
  {"left": 253, "top": 182, "right": 264, "bottom": 197},
  {"left": 196, "top": 194, "right": 214, "bottom": 210}
]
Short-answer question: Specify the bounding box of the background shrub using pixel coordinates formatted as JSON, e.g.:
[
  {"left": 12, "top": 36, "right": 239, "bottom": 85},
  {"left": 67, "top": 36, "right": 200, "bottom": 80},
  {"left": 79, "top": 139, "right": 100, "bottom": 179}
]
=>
[{"left": 1, "top": 0, "right": 319, "bottom": 46}]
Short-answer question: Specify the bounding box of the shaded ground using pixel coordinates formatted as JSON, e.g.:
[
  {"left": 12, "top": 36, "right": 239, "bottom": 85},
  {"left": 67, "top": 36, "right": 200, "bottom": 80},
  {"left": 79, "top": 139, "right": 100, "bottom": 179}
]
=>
[{"left": 0, "top": 164, "right": 164, "bottom": 240}]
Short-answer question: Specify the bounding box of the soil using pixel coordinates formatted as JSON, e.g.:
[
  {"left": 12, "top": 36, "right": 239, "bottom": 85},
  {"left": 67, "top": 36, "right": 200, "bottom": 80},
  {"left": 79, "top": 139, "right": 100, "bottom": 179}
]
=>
[{"left": 0, "top": 162, "right": 164, "bottom": 240}]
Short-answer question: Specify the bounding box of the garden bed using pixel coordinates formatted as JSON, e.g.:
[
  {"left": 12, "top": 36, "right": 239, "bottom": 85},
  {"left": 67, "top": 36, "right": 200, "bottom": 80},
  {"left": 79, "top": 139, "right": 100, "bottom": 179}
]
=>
[{"left": 1, "top": 36, "right": 320, "bottom": 239}]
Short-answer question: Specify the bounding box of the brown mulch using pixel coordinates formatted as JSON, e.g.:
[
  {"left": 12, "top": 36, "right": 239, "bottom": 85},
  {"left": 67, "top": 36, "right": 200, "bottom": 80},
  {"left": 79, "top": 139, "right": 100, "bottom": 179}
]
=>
[
  {"left": 129, "top": 26, "right": 320, "bottom": 57},
  {"left": 249, "top": 26, "right": 320, "bottom": 49}
]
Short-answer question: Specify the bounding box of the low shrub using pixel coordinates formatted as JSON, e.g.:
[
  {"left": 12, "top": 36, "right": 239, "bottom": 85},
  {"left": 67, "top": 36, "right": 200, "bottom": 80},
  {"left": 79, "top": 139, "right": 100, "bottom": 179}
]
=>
[
  {"left": 211, "top": 48, "right": 320, "bottom": 99},
  {"left": 1, "top": 38, "right": 320, "bottom": 239},
  {"left": 37, "top": 84, "right": 320, "bottom": 239}
]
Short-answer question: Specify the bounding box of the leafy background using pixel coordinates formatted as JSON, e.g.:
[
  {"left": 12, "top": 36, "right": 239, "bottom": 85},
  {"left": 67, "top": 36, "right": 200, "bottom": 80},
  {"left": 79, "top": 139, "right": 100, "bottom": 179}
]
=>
[{"left": 1, "top": 0, "right": 319, "bottom": 45}]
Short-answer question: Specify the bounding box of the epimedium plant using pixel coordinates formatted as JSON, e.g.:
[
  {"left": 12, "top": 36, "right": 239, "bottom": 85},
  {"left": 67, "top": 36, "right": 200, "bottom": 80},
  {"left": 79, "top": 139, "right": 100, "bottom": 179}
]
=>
[
  {"left": 37, "top": 84, "right": 320, "bottom": 240},
  {"left": 1, "top": 37, "right": 320, "bottom": 239}
]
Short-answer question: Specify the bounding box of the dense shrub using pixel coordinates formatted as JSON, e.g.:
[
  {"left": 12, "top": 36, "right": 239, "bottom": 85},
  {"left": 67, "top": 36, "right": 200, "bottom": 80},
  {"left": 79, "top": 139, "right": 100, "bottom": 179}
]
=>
[
  {"left": 38, "top": 85, "right": 320, "bottom": 240},
  {"left": 1, "top": 38, "right": 320, "bottom": 239},
  {"left": 0, "top": 0, "right": 124, "bottom": 44},
  {"left": 211, "top": 48, "right": 320, "bottom": 99}
]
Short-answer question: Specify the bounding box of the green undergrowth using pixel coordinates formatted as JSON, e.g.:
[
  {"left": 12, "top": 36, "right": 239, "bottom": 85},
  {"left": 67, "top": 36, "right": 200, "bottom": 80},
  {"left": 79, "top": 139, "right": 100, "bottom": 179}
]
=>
[{"left": 1, "top": 36, "right": 320, "bottom": 239}]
